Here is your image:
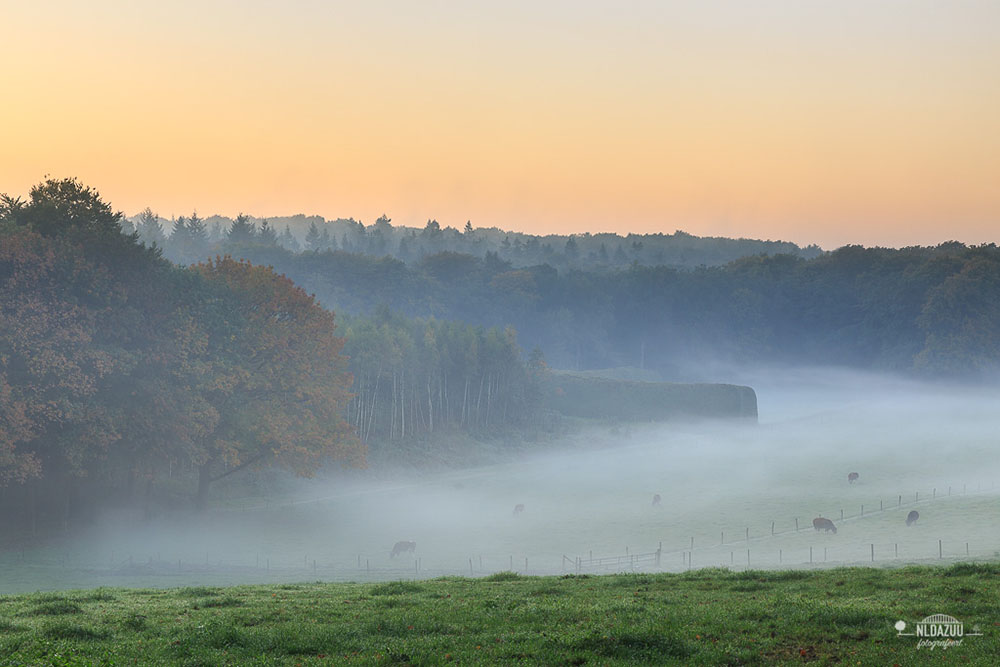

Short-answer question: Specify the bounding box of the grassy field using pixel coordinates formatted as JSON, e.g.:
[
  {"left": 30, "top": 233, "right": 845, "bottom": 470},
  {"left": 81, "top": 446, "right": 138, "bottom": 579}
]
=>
[{"left": 0, "top": 564, "right": 997, "bottom": 665}]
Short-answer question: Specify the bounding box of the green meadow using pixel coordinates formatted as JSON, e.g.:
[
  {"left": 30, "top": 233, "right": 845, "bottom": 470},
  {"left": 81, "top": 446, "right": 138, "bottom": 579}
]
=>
[{"left": 1, "top": 564, "right": 997, "bottom": 665}]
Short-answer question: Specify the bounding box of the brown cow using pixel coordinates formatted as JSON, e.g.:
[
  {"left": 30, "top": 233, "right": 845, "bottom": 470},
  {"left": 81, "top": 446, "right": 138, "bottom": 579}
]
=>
[
  {"left": 652, "top": 494, "right": 662, "bottom": 506},
  {"left": 813, "top": 517, "right": 837, "bottom": 534},
  {"left": 390, "top": 541, "right": 416, "bottom": 557},
  {"left": 906, "top": 510, "right": 919, "bottom": 526},
  {"left": 848, "top": 472, "right": 859, "bottom": 484},
  {"left": 513, "top": 504, "right": 525, "bottom": 515}
]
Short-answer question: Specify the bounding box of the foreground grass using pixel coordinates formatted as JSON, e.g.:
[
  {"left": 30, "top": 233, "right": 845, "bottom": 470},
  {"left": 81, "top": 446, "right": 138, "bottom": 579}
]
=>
[{"left": 0, "top": 564, "right": 997, "bottom": 665}]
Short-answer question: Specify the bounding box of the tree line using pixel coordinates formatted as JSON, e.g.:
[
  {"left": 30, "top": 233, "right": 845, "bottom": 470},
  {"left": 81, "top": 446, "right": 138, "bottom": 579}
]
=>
[
  {"left": 130, "top": 208, "right": 821, "bottom": 272},
  {"left": 126, "top": 204, "right": 1000, "bottom": 378}
]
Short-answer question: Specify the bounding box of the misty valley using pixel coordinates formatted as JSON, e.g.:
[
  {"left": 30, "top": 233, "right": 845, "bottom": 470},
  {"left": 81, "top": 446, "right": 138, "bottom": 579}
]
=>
[
  {"left": 2, "top": 180, "right": 999, "bottom": 664},
  {"left": 2, "top": 370, "right": 997, "bottom": 595}
]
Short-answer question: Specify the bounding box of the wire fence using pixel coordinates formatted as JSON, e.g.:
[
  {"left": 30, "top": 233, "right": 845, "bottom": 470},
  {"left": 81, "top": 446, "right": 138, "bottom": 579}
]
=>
[{"left": 1, "top": 481, "right": 997, "bottom": 589}]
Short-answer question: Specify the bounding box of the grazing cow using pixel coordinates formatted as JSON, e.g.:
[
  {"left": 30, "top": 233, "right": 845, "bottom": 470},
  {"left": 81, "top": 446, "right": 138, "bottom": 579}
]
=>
[
  {"left": 906, "top": 510, "right": 919, "bottom": 526},
  {"left": 813, "top": 517, "right": 837, "bottom": 534},
  {"left": 652, "top": 494, "right": 662, "bottom": 506},
  {"left": 848, "top": 472, "right": 859, "bottom": 484},
  {"left": 390, "top": 541, "right": 416, "bottom": 558},
  {"left": 513, "top": 503, "right": 525, "bottom": 515}
]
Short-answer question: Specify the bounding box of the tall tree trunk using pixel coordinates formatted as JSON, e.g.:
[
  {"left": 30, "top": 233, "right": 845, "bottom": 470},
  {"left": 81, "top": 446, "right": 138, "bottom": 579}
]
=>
[
  {"left": 427, "top": 375, "right": 434, "bottom": 433},
  {"left": 476, "top": 374, "right": 485, "bottom": 427},
  {"left": 391, "top": 372, "right": 397, "bottom": 440}
]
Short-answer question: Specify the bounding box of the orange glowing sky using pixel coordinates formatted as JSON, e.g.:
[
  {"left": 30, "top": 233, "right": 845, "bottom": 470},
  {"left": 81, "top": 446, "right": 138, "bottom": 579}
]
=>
[{"left": 2, "top": 1, "right": 998, "bottom": 249}]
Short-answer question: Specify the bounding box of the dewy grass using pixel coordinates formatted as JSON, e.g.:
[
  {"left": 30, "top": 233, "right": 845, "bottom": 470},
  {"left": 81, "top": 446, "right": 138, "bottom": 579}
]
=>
[{"left": 0, "top": 565, "right": 996, "bottom": 665}]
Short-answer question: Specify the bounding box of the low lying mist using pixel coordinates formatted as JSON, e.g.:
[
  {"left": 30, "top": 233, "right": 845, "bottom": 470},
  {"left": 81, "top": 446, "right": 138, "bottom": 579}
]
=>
[{"left": 4, "top": 367, "right": 999, "bottom": 593}]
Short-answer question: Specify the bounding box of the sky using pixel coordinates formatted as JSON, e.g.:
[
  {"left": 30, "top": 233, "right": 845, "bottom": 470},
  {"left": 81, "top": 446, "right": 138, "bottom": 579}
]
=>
[{"left": 2, "top": 0, "right": 998, "bottom": 249}]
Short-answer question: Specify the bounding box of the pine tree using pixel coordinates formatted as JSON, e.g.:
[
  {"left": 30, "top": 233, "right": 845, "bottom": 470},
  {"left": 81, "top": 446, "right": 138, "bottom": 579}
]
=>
[
  {"left": 136, "top": 207, "right": 167, "bottom": 247},
  {"left": 227, "top": 213, "right": 257, "bottom": 244},
  {"left": 171, "top": 216, "right": 190, "bottom": 245},
  {"left": 258, "top": 219, "right": 278, "bottom": 246},
  {"left": 280, "top": 225, "right": 300, "bottom": 252},
  {"left": 305, "top": 221, "right": 322, "bottom": 251}
]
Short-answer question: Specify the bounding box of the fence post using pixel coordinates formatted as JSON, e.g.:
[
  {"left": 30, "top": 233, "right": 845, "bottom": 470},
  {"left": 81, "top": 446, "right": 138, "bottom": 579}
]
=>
[
  {"left": 871, "top": 544, "right": 874, "bottom": 562},
  {"left": 895, "top": 543, "right": 898, "bottom": 558},
  {"left": 470, "top": 558, "right": 474, "bottom": 576},
  {"left": 966, "top": 543, "right": 969, "bottom": 556},
  {"left": 731, "top": 551, "right": 734, "bottom": 565},
  {"left": 939, "top": 540, "right": 942, "bottom": 559},
  {"left": 747, "top": 549, "right": 750, "bottom": 566},
  {"left": 366, "top": 559, "right": 369, "bottom": 573},
  {"left": 809, "top": 546, "right": 812, "bottom": 564},
  {"left": 721, "top": 531, "right": 724, "bottom": 545},
  {"left": 898, "top": 495, "right": 901, "bottom": 507},
  {"left": 779, "top": 549, "right": 782, "bottom": 564},
  {"left": 746, "top": 527, "right": 749, "bottom": 542},
  {"left": 525, "top": 557, "right": 528, "bottom": 572},
  {"left": 824, "top": 547, "right": 827, "bottom": 562}
]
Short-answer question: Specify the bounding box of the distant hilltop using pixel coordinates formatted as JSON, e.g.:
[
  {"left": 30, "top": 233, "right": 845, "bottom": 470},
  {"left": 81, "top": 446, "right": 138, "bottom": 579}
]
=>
[{"left": 125, "top": 209, "right": 823, "bottom": 271}]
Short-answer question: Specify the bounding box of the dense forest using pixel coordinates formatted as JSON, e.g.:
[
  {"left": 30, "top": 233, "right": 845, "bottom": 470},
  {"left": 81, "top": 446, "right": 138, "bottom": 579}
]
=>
[
  {"left": 155, "top": 237, "right": 999, "bottom": 379},
  {"left": 0, "top": 180, "right": 543, "bottom": 528},
  {"left": 129, "top": 208, "right": 1000, "bottom": 378}
]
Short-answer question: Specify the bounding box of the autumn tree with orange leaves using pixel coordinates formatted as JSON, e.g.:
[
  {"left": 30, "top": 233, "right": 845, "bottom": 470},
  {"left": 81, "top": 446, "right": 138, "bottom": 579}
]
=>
[
  {"left": 0, "top": 179, "right": 361, "bottom": 523},
  {"left": 186, "top": 256, "right": 360, "bottom": 508}
]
